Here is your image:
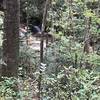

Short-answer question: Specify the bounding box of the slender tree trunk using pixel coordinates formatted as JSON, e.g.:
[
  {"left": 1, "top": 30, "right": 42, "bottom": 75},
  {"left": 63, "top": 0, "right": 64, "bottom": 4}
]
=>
[
  {"left": 40, "top": 0, "right": 49, "bottom": 62},
  {"left": 38, "top": 0, "right": 49, "bottom": 99},
  {"left": 2, "top": 0, "right": 20, "bottom": 77},
  {"left": 65, "top": 0, "right": 73, "bottom": 36},
  {"left": 84, "top": 17, "right": 94, "bottom": 54}
]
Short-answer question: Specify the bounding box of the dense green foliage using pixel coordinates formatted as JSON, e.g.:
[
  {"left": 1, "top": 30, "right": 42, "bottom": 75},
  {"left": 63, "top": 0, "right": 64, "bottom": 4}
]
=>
[{"left": 0, "top": 0, "right": 100, "bottom": 100}]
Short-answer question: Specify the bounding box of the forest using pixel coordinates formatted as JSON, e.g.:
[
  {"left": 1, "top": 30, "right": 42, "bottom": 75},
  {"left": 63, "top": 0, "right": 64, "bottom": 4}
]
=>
[{"left": 0, "top": 0, "right": 100, "bottom": 100}]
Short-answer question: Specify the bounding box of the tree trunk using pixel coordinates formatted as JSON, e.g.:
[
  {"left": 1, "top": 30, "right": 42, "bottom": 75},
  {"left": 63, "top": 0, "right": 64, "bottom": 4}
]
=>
[
  {"left": 2, "top": 0, "right": 20, "bottom": 77},
  {"left": 40, "top": 0, "right": 49, "bottom": 63},
  {"left": 38, "top": 0, "right": 49, "bottom": 99},
  {"left": 84, "top": 17, "right": 94, "bottom": 54}
]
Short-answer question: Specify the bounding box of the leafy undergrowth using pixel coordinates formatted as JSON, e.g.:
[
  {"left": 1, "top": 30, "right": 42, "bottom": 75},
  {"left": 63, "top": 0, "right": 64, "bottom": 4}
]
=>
[
  {"left": 0, "top": 68, "right": 100, "bottom": 100},
  {"left": 41, "top": 67, "right": 100, "bottom": 100},
  {"left": 0, "top": 37, "right": 100, "bottom": 100},
  {"left": 0, "top": 77, "right": 39, "bottom": 100}
]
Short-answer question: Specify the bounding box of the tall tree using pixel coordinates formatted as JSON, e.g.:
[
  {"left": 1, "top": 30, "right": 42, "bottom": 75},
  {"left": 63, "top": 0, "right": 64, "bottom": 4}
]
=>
[
  {"left": 38, "top": 0, "right": 49, "bottom": 99},
  {"left": 2, "top": 0, "right": 20, "bottom": 77}
]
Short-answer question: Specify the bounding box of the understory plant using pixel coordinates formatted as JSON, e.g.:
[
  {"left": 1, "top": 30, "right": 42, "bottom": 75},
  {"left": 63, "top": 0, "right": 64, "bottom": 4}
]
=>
[
  {"left": 41, "top": 67, "right": 100, "bottom": 100},
  {"left": 42, "top": 36, "right": 100, "bottom": 100}
]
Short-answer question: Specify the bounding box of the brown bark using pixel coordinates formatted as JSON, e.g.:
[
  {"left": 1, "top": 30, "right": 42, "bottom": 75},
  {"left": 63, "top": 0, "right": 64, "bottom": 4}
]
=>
[
  {"left": 84, "top": 17, "right": 94, "bottom": 54},
  {"left": 38, "top": 0, "right": 49, "bottom": 99},
  {"left": 2, "top": 0, "right": 20, "bottom": 77},
  {"left": 40, "top": 0, "right": 49, "bottom": 62}
]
